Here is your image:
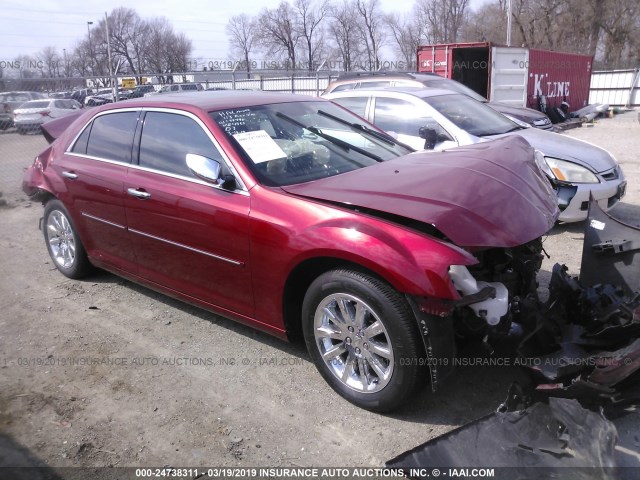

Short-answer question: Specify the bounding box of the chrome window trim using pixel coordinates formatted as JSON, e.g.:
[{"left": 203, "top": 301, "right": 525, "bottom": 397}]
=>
[
  {"left": 81, "top": 212, "right": 126, "bottom": 230},
  {"left": 66, "top": 152, "right": 130, "bottom": 167},
  {"left": 127, "top": 163, "right": 250, "bottom": 196},
  {"left": 128, "top": 228, "right": 243, "bottom": 266},
  {"left": 64, "top": 106, "right": 248, "bottom": 194},
  {"left": 66, "top": 107, "right": 141, "bottom": 158}
]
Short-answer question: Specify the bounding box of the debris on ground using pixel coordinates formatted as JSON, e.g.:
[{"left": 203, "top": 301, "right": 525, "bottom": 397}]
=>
[
  {"left": 388, "top": 199, "right": 640, "bottom": 478},
  {"left": 387, "top": 398, "right": 618, "bottom": 479}
]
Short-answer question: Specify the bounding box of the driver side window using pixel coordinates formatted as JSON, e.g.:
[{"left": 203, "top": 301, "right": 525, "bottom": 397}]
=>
[{"left": 139, "top": 112, "right": 224, "bottom": 178}]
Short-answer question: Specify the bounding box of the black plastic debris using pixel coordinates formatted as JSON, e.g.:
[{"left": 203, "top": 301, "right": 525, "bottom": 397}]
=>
[
  {"left": 386, "top": 398, "right": 617, "bottom": 479},
  {"left": 581, "top": 196, "right": 639, "bottom": 297}
]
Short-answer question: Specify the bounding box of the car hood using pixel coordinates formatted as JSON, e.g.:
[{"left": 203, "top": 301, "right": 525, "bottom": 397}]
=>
[
  {"left": 492, "top": 127, "right": 617, "bottom": 173},
  {"left": 488, "top": 102, "right": 548, "bottom": 122},
  {"left": 282, "top": 136, "right": 558, "bottom": 248}
]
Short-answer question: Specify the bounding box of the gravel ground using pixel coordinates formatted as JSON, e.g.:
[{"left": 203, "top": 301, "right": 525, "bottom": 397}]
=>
[{"left": 0, "top": 110, "right": 638, "bottom": 475}]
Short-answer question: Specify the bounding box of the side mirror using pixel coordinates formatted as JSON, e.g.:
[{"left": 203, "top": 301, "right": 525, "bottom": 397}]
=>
[
  {"left": 186, "top": 153, "right": 236, "bottom": 190},
  {"left": 418, "top": 126, "right": 438, "bottom": 150}
]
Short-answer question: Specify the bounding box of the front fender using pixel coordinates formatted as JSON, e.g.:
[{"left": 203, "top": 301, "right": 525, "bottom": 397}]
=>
[{"left": 289, "top": 219, "right": 477, "bottom": 299}]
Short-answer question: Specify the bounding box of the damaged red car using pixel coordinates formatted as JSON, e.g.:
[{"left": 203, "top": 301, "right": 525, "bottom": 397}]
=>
[{"left": 23, "top": 92, "right": 559, "bottom": 411}]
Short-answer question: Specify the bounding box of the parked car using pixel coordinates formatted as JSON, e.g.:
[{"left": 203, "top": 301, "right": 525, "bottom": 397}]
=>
[
  {"left": 84, "top": 89, "right": 114, "bottom": 107},
  {"left": 84, "top": 88, "right": 133, "bottom": 106},
  {"left": 49, "top": 91, "right": 73, "bottom": 99},
  {"left": 71, "top": 88, "right": 94, "bottom": 104},
  {"left": 129, "top": 85, "right": 156, "bottom": 98},
  {"left": 0, "top": 91, "right": 46, "bottom": 130},
  {"left": 117, "top": 88, "right": 134, "bottom": 100},
  {"left": 23, "top": 91, "right": 558, "bottom": 411},
  {"left": 144, "top": 83, "right": 203, "bottom": 96},
  {"left": 324, "top": 72, "right": 554, "bottom": 131},
  {"left": 13, "top": 98, "right": 82, "bottom": 134},
  {"left": 324, "top": 88, "right": 625, "bottom": 222}
]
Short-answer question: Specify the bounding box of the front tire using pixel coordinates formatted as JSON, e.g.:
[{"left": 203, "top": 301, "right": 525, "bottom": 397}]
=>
[
  {"left": 302, "top": 269, "right": 426, "bottom": 412},
  {"left": 43, "top": 200, "right": 93, "bottom": 279}
]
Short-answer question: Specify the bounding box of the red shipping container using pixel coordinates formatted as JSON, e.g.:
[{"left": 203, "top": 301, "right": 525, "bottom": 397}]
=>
[{"left": 417, "top": 43, "right": 593, "bottom": 111}]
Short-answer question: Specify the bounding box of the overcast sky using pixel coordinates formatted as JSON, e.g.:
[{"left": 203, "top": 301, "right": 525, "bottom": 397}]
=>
[{"left": 0, "top": 0, "right": 490, "bottom": 65}]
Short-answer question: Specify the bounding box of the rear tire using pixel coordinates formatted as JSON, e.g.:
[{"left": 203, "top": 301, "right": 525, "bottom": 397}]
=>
[
  {"left": 43, "top": 200, "right": 93, "bottom": 279},
  {"left": 302, "top": 269, "right": 426, "bottom": 412}
]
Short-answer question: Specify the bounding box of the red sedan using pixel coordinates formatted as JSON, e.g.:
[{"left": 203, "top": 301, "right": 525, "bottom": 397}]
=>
[{"left": 23, "top": 91, "right": 558, "bottom": 411}]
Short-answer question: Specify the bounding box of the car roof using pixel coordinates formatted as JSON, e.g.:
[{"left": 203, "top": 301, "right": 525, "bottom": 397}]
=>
[
  {"left": 335, "top": 72, "right": 439, "bottom": 81},
  {"left": 325, "top": 87, "right": 459, "bottom": 99},
  {"left": 99, "top": 91, "right": 323, "bottom": 111}
]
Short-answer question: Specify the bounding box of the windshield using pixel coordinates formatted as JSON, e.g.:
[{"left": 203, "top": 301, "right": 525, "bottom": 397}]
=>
[
  {"left": 422, "top": 79, "right": 487, "bottom": 102},
  {"left": 210, "top": 101, "right": 413, "bottom": 186},
  {"left": 422, "top": 94, "right": 521, "bottom": 137}
]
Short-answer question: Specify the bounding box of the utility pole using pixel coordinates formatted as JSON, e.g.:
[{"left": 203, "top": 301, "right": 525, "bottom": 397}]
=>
[
  {"left": 506, "top": 0, "right": 513, "bottom": 47},
  {"left": 87, "top": 21, "right": 94, "bottom": 80},
  {"left": 105, "top": 12, "right": 119, "bottom": 101}
]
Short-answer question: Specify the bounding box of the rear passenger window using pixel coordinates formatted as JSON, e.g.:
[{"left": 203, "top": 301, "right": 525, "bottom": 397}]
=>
[
  {"left": 138, "top": 112, "right": 222, "bottom": 177},
  {"left": 85, "top": 112, "right": 138, "bottom": 163},
  {"left": 331, "top": 84, "right": 354, "bottom": 93},
  {"left": 357, "top": 81, "right": 392, "bottom": 88}
]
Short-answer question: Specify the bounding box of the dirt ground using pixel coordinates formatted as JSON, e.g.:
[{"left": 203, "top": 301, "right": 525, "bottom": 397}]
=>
[{"left": 0, "top": 110, "right": 639, "bottom": 473}]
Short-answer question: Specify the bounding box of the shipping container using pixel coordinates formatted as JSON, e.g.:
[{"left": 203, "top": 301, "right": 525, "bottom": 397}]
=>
[{"left": 416, "top": 42, "right": 593, "bottom": 112}]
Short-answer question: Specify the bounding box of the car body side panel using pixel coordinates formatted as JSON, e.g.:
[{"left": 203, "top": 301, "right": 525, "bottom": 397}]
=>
[
  {"left": 246, "top": 186, "right": 478, "bottom": 329},
  {"left": 51, "top": 154, "right": 138, "bottom": 272},
  {"left": 124, "top": 168, "right": 254, "bottom": 315}
]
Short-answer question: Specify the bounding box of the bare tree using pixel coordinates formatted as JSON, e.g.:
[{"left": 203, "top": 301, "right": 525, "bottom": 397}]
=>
[
  {"left": 293, "top": 0, "right": 330, "bottom": 71},
  {"left": 226, "top": 14, "right": 258, "bottom": 76},
  {"left": 71, "top": 9, "right": 194, "bottom": 84},
  {"left": 385, "top": 10, "right": 424, "bottom": 70},
  {"left": 37, "top": 47, "right": 62, "bottom": 78},
  {"left": 354, "top": 0, "right": 386, "bottom": 70},
  {"left": 107, "top": 7, "right": 148, "bottom": 75},
  {"left": 599, "top": 0, "right": 640, "bottom": 68},
  {"left": 327, "top": 0, "right": 361, "bottom": 71},
  {"left": 258, "top": 2, "right": 300, "bottom": 69},
  {"left": 416, "top": 0, "right": 470, "bottom": 44}
]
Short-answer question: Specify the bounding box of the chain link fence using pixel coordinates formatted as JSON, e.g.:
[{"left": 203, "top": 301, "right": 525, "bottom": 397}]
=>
[{"left": 0, "top": 69, "right": 341, "bottom": 97}]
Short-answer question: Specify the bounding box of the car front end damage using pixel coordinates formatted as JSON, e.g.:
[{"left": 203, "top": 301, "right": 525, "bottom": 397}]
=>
[
  {"left": 408, "top": 238, "right": 546, "bottom": 390},
  {"left": 389, "top": 198, "right": 640, "bottom": 474},
  {"left": 283, "top": 136, "right": 559, "bottom": 390}
]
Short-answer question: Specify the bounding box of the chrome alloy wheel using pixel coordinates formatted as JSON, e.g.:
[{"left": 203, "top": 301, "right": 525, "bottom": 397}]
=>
[
  {"left": 46, "top": 210, "right": 76, "bottom": 269},
  {"left": 314, "top": 293, "right": 394, "bottom": 393}
]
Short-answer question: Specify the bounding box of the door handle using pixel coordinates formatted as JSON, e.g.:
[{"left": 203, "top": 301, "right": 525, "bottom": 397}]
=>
[
  {"left": 61, "top": 171, "right": 78, "bottom": 180},
  {"left": 127, "top": 188, "right": 151, "bottom": 200}
]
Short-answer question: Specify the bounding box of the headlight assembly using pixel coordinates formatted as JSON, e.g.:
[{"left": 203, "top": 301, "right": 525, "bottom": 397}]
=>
[{"left": 542, "top": 156, "right": 599, "bottom": 184}]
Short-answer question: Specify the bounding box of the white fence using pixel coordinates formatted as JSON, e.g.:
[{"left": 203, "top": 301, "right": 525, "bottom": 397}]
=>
[
  {"left": 589, "top": 68, "right": 640, "bottom": 107},
  {"left": 201, "top": 75, "right": 337, "bottom": 97}
]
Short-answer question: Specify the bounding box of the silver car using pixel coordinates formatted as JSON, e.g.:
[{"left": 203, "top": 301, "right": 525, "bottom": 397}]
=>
[
  {"left": 13, "top": 98, "right": 82, "bottom": 134},
  {"left": 323, "top": 88, "right": 626, "bottom": 222}
]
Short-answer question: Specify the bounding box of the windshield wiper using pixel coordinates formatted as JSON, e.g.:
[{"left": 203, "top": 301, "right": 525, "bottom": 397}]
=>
[
  {"left": 317, "top": 110, "right": 395, "bottom": 144},
  {"left": 275, "top": 112, "right": 384, "bottom": 163},
  {"left": 317, "top": 110, "right": 415, "bottom": 151}
]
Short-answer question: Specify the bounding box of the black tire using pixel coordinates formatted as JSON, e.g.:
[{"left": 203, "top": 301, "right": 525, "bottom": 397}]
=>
[
  {"left": 43, "top": 199, "right": 93, "bottom": 279},
  {"left": 17, "top": 128, "right": 26, "bottom": 135},
  {"left": 302, "top": 269, "right": 426, "bottom": 412}
]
